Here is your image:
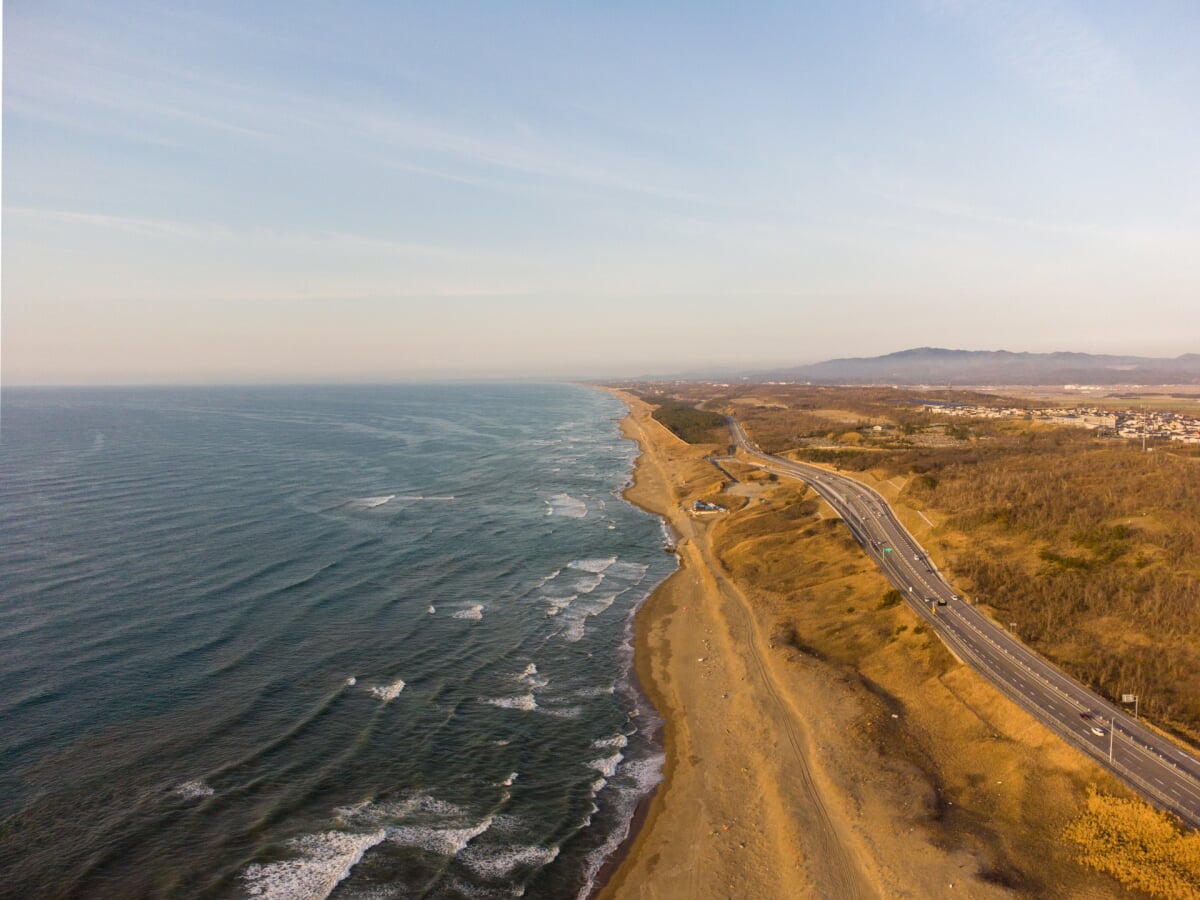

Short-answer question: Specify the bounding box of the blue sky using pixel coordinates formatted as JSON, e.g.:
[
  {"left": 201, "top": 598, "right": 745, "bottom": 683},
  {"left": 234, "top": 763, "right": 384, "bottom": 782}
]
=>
[{"left": 4, "top": 1, "right": 1199, "bottom": 383}]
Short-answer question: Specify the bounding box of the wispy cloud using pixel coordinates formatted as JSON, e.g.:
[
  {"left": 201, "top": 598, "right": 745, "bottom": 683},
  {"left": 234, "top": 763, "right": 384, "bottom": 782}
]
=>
[
  {"left": 343, "top": 105, "right": 722, "bottom": 210},
  {"left": 5, "top": 207, "right": 232, "bottom": 240},
  {"left": 923, "top": 0, "right": 1128, "bottom": 105},
  {"left": 6, "top": 7, "right": 724, "bottom": 214},
  {"left": 5, "top": 206, "right": 546, "bottom": 264}
]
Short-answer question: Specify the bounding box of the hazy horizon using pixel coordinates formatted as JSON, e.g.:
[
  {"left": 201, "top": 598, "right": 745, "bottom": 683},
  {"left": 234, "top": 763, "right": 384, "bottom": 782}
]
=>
[{"left": 5, "top": 2, "right": 1199, "bottom": 385}]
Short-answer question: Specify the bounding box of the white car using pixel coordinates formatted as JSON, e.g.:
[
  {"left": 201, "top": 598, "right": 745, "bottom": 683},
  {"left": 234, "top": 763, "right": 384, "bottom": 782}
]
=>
[{"left": 1091, "top": 726, "right": 1105, "bottom": 737}]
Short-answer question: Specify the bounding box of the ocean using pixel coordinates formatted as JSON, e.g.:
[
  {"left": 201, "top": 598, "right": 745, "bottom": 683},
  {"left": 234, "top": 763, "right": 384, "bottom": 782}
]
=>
[{"left": 0, "top": 383, "right": 676, "bottom": 899}]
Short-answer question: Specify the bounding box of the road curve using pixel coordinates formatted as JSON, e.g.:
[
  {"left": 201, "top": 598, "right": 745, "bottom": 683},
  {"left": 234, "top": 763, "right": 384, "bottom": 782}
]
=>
[{"left": 726, "top": 417, "right": 1200, "bottom": 829}]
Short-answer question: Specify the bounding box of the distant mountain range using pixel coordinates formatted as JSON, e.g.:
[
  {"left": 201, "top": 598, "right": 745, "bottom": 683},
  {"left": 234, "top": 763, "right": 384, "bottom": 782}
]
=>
[{"left": 755, "top": 348, "right": 1200, "bottom": 386}]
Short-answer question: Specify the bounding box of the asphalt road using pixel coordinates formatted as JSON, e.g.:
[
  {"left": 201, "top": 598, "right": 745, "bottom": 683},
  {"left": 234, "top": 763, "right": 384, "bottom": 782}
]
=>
[{"left": 726, "top": 418, "right": 1200, "bottom": 829}]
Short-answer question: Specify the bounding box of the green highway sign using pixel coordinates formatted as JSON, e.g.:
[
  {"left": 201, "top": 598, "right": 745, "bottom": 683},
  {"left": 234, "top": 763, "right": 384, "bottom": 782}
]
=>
[{"left": 883, "top": 547, "right": 893, "bottom": 554}]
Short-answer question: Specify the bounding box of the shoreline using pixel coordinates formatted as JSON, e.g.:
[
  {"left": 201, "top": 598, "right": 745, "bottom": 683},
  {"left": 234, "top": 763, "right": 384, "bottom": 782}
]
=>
[{"left": 588, "top": 388, "right": 684, "bottom": 898}]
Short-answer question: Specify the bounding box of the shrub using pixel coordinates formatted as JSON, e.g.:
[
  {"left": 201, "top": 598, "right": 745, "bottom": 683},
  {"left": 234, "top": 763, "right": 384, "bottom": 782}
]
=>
[{"left": 1064, "top": 787, "right": 1200, "bottom": 898}]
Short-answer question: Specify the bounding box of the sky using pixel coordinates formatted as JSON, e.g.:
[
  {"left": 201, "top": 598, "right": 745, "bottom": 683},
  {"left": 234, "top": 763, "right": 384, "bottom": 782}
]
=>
[{"left": 3, "top": 1, "right": 1199, "bottom": 384}]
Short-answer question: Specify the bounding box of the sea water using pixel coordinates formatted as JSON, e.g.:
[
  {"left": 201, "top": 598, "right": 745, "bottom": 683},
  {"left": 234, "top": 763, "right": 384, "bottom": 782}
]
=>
[{"left": 0, "top": 384, "right": 676, "bottom": 898}]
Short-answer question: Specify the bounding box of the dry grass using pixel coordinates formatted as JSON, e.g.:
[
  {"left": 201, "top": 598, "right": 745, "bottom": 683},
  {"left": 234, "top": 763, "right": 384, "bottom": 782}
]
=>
[{"left": 1064, "top": 787, "right": 1200, "bottom": 898}]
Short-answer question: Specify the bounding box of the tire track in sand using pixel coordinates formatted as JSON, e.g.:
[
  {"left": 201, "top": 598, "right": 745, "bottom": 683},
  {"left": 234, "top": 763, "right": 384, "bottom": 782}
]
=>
[{"left": 695, "top": 527, "right": 876, "bottom": 899}]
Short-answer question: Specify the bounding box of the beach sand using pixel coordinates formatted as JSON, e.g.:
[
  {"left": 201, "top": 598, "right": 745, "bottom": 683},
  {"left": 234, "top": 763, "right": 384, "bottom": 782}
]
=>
[{"left": 598, "top": 391, "right": 1125, "bottom": 899}]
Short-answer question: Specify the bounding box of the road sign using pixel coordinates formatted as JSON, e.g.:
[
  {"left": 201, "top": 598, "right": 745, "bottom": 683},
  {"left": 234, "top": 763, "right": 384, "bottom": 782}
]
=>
[
  {"left": 883, "top": 547, "right": 893, "bottom": 554},
  {"left": 1122, "top": 694, "right": 1138, "bottom": 703}
]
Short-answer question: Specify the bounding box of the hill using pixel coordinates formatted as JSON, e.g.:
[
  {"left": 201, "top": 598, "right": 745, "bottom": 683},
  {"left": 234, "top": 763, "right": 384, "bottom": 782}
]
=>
[{"left": 758, "top": 348, "right": 1200, "bottom": 386}]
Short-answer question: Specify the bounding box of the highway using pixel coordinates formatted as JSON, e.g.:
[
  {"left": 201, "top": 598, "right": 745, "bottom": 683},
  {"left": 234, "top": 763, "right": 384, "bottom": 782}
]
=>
[{"left": 726, "top": 417, "right": 1200, "bottom": 829}]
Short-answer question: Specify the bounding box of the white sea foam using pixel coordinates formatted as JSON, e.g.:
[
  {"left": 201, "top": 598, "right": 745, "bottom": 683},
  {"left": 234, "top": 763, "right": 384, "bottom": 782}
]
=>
[
  {"left": 606, "top": 560, "right": 649, "bottom": 581},
  {"left": 407, "top": 795, "right": 474, "bottom": 818},
  {"left": 591, "top": 734, "right": 628, "bottom": 750},
  {"left": 516, "top": 664, "right": 548, "bottom": 689},
  {"left": 359, "top": 495, "right": 395, "bottom": 509},
  {"left": 331, "top": 799, "right": 371, "bottom": 822},
  {"left": 571, "top": 574, "right": 604, "bottom": 594},
  {"left": 586, "top": 752, "right": 623, "bottom": 778},
  {"left": 369, "top": 679, "right": 405, "bottom": 702},
  {"left": 539, "top": 705, "right": 583, "bottom": 719},
  {"left": 335, "top": 794, "right": 470, "bottom": 828},
  {"left": 660, "top": 519, "right": 677, "bottom": 549},
  {"left": 453, "top": 605, "right": 484, "bottom": 621},
  {"left": 458, "top": 844, "right": 560, "bottom": 880},
  {"left": 484, "top": 694, "right": 537, "bottom": 711},
  {"left": 556, "top": 585, "right": 628, "bottom": 642},
  {"left": 576, "top": 750, "right": 667, "bottom": 900},
  {"left": 242, "top": 829, "right": 387, "bottom": 899},
  {"left": 544, "top": 594, "right": 576, "bottom": 616},
  {"left": 545, "top": 493, "right": 587, "bottom": 518},
  {"left": 620, "top": 750, "right": 666, "bottom": 793},
  {"left": 173, "top": 780, "right": 214, "bottom": 800},
  {"left": 387, "top": 815, "right": 494, "bottom": 856},
  {"left": 577, "top": 684, "right": 616, "bottom": 697},
  {"left": 567, "top": 557, "right": 616, "bottom": 574}
]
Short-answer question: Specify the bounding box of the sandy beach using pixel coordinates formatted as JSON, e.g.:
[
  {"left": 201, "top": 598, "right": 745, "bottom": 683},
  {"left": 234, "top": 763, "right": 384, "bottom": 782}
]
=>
[{"left": 598, "top": 391, "right": 1127, "bottom": 899}]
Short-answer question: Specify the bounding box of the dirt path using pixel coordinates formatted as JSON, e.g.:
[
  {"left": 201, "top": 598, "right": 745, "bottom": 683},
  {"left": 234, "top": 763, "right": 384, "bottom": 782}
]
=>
[{"left": 700, "top": 528, "right": 874, "bottom": 898}]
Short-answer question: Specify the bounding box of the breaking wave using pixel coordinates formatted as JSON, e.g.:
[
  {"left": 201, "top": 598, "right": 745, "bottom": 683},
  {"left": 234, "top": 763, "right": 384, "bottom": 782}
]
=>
[
  {"left": 545, "top": 493, "right": 587, "bottom": 518},
  {"left": 567, "top": 557, "right": 616, "bottom": 574},
  {"left": 369, "top": 679, "right": 405, "bottom": 702},
  {"left": 484, "top": 694, "right": 538, "bottom": 711},
  {"left": 458, "top": 843, "right": 561, "bottom": 880},
  {"left": 172, "top": 780, "right": 214, "bottom": 800},
  {"left": 357, "top": 495, "right": 395, "bottom": 509},
  {"left": 242, "top": 829, "right": 387, "bottom": 899},
  {"left": 586, "top": 753, "right": 623, "bottom": 779}
]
